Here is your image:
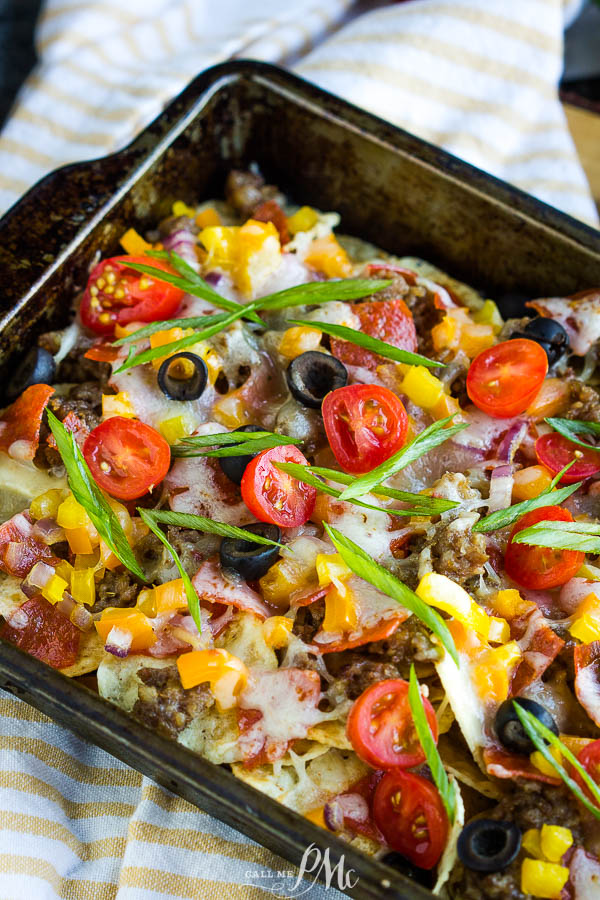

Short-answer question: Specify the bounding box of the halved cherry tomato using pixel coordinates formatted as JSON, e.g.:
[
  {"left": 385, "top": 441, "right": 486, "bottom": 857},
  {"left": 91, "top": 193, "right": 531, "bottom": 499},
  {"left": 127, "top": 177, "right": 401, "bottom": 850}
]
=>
[
  {"left": 535, "top": 432, "right": 600, "bottom": 483},
  {"left": 0, "top": 597, "right": 79, "bottom": 669},
  {"left": 83, "top": 417, "right": 171, "bottom": 500},
  {"left": 330, "top": 298, "right": 417, "bottom": 371},
  {"left": 373, "top": 770, "right": 448, "bottom": 869},
  {"left": 466, "top": 339, "right": 548, "bottom": 418},
  {"left": 240, "top": 445, "right": 316, "bottom": 528},
  {"left": 80, "top": 256, "right": 184, "bottom": 336},
  {"left": 347, "top": 679, "right": 438, "bottom": 769},
  {"left": 574, "top": 740, "right": 600, "bottom": 802},
  {"left": 504, "top": 505, "right": 584, "bottom": 590},
  {"left": 322, "top": 384, "right": 408, "bottom": 475}
]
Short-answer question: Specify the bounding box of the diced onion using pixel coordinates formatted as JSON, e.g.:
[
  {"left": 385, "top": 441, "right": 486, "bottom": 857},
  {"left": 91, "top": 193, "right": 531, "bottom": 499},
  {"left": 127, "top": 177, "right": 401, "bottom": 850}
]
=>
[
  {"left": 487, "top": 464, "right": 514, "bottom": 512},
  {"left": 104, "top": 627, "right": 133, "bottom": 657},
  {"left": 21, "top": 560, "right": 55, "bottom": 597},
  {"left": 323, "top": 793, "right": 369, "bottom": 832},
  {"left": 32, "top": 518, "right": 66, "bottom": 545}
]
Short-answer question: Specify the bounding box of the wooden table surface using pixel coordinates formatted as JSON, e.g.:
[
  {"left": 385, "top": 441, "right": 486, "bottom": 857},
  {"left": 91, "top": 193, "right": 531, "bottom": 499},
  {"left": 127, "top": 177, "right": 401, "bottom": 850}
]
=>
[{"left": 565, "top": 103, "right": 600, "bottom": 217}]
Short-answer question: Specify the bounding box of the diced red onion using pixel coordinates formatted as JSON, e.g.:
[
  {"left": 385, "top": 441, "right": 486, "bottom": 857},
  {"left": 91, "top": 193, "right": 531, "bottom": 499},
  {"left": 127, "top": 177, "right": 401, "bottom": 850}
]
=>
[
  {"left": 32, "top": 518, "right": 66, "bottom": 545},
  {"left": 21, "top": 560, "right": 55, "bottom": 598},
  {"left": 55, "top": 592, "right": 93, "bottom": 631},
  {"left": 163, "top": 228, "right": 198, "bottom": 267},
  {"left": 11, "top": 513, "right": 33, "bottom": 539},
  {"left": 559, "top": 578, "right": 600, "bottom": 616},
  {"left": 497, "top": 421, "right": 528, "bottom": 463},
  {"left": 487, "top": 464, "right": 514, "bottom": 512},
  {"left": 105, "top": 626, "right": 132, "bottom": 657},
  {"left": 204, "top": 271, "right": 222, "bottom": 286},
  {"left": 323, "top": 793, "right": 369, "bottom": 832}
]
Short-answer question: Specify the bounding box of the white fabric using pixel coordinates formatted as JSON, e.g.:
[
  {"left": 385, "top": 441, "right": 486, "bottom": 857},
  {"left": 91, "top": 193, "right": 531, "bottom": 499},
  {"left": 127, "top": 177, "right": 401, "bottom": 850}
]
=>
[{"left": 0, "top": 1, "right": 597, "bottom": 897}]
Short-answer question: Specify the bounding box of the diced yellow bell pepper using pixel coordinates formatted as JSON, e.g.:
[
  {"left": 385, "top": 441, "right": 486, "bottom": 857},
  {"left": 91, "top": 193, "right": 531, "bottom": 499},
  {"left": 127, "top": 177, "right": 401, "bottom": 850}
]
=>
[
  {"left": 190, "top": 341, "right": 222, "bottom": 385},
  {"left": 305, "top": 234, "right": 352, "bottom": 278},
  {"left": 512, "top": 465, "right": 553, "bottom": 501},
  {"left": 416, "top": 573, "right": 492, "bottom": 639},
  {"left": 401, "top": 366, "right": 445, "bottom": 410},
  {"left": 460, "top": 323, "right": 495, "bottom": 358},
  {"left": 488, "top": 616, "right": 510, "bottom": 644},
  {"left": 54, "top": 560, "right": 74, "bottom": 585},
  {"left": 199, "top": 221, "right": 282, "bottom": 297},
  {"left": 522, "top": 828, "right": 543, "bottom": 859},
  {"left": 520, "top": 859, "right": 569, "bottom": 898},
  {"left": 195, "top": 207, "right": 221, "bottom": 228},
  {"left": 540, "top": 825, "right": 573, "bottom": 863},
  {"left": 198, "top": 225, "right": 238, "bottom": 269},
  {"left": 102, "top": 391, "right": 136, "bottom": 419},
  {"left": 42, "top": 573, "right": 68, "bottom": 605},
  {"left": 530, "top": 744, "right": 563, "bottom": 777},
  {"left": 569, "top": 592, "right": 600, "bottom": 643},
  {"left": 260, "top": 557, "right": 315, "bottom": 608},
  {"left": 431, "top": 315, "right": 459, "bottom": 353},
  {"left": 431, "top": 392, "right": 461, "bottom": 421},
  {"left": 278, "top": 326, "right": 322, "bottom": 360},
  {"left": 119, "top": 227, "right": 152, "bottom": 256},
  {"left": 95, "top": 607, "right": 157, "bottom": 651},
  {"left": 322, "top": 585, "right": 358, "bottom": 633},
  {"left": 159, "top": 414, "right": 196, "bottom": 445},
  {"left": 70, "top": 568, "right": 96, "bottom": 606},
  {"left": 316, "top": 553, "right": 352, "bottom": 589},
  {"left": 287, "top": 206, "right": 319, "bottom": 235},
  {"left": 491, "top": 588, "right": 528, "bottom": 620},
  {"left": 172, "top": 200, "right": 196, "bottom": 218},
  {"left": 149, "top": 327, "right": 191, "bottom": 369},
  {"left": 65, "top": 527, "right": 94, "bottom": 555},
  {"left": 57, "top": 494, "right": 90, "bottom": 529},
  {"left": 263, "top": 616, "right": 293, "bottom": 648},
  {"left": 30, "top": 488, "right": 66, "bottom": 521},
  {"left": 176, "top": 648, "right": 248, "bottom": 710},
  {"left": 212, "top": 389, "right": 252, "bottom": 429},
  {"left": 472, "top": 299, "right": 503, "bottom": 332},
  {"left": 141, "top": 579, "right": 187, "bottom": 616},
  {"left": 526, "top": 378, "right": 570, "bottom": 421}
]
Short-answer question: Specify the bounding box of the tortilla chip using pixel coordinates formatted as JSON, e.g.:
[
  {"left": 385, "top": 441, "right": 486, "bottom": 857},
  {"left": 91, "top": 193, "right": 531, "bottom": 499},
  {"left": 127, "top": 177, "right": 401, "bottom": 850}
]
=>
[
  {"left": 439, "top": 736, "right": 502, "bottom": 800},
  {"left": 233, "top": 745, "right": 368, "bottom": 815},
  {"left": 307, "top": 719, "right": 352, "bottom": 750},
  {"left": 0, "top": 574, "right": 23, "bottom": 618},
  {"left": 60, "top": 630, "right": 105, "bottom": 677},
  {"left": 433, "top": 777, "right": 465, "bottom": 896},
  {"left": 97, "top": 653, "right": 241, "bottom": 764},
  {"left": 217, "top": 611, "right": 277, "bottom": 670}
]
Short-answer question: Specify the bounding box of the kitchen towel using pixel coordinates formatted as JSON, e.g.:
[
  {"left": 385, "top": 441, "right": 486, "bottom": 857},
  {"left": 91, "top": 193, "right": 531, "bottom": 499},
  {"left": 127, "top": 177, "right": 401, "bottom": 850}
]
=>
[{"left": 0, "top": 1, "right": 598, "bottom": 899}]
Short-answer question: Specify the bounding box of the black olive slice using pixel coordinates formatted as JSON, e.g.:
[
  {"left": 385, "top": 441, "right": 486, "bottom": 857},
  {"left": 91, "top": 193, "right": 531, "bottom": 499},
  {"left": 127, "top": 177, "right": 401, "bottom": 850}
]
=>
[
  {"left": 218, "top": 425, "right": 263, "bottom": 485},
  {"left": 286, "top": 351, "right": 347, "bottom": 409},
  {"left": 494, "top": 697, "right": 558, "bottom": 755},
  {"left": 509, "top": 318, "right": 569, "bottom": 366},
  {"left": 219, "top": 522, "right": 281, "bottom": 580},
  {"left": 457, "top": 819, "right": 521, "bottom": 873},
  {"left": 157, "top": 352, "right": 208, "bottom": 401},
  {"left": 6, "top": 347, "right": 56, "bottom": 401}
]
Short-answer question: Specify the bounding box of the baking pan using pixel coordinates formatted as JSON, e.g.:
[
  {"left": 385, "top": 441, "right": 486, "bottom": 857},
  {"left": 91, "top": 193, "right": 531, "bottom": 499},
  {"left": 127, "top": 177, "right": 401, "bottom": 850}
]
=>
[{"left": 0, "top": 61, "right": 599, "bottom": 899}]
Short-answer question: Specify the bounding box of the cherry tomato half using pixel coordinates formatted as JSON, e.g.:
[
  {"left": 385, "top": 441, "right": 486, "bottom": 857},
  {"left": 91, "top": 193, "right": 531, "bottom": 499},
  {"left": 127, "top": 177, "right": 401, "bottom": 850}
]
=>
[
  {"left": 80, "top": 256, "right": 184, "bottom": 336},
  {"left": 574, "top": 740, "right": 600, "bottom": 803},
  {"left": 347, "top": 679, "right": 438, "bottom": 769},
  {"left": 466, "top": 339, "right": 548, "bottom": 418},
  {"left": 330, "top": 298, "right": 417, "bottom": 371},
  {"left": 322, "top": 384, "right": 408, "bottom": 475},
  {"left": 373, "top": 770, "right": 448, "bottom": 869},
  {"left": 83, "top": 416, "right": 171, "bottom": 500},
  {"left": 535, "top": 432, "right": 600, "bottom": 484},
  {"left": 504, "top": 505, "right": 584, "bottom": 590},
  {"left": 240, "top": 445, "right": 316, "bottom": 528}
]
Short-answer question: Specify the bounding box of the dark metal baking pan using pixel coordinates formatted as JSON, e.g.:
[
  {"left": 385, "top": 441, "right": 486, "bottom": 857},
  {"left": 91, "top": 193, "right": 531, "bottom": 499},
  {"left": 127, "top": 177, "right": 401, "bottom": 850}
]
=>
[{"left": 0, "top": 61, "right": 599, "bottom": 899}]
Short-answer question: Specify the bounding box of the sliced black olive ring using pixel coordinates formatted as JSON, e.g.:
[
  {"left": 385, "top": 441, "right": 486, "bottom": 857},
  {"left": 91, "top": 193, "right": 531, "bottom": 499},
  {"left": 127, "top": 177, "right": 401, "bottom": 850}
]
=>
[
  {"left": 457, "top": 819, "right": 521, "bottom": 873},
  {"left": 494, "top": 697, "right": 558, "bottom": 755},
  {"left": 218, "top": 424, "right": 263, "bottom": 485},
  {"left": 157, "top": 352, "right": 208, "bottom": 402},
  {"left": 219, "top": 522, "right": 281, "bottom": 580},
  {"left": 510, "top": 317, "right": 569, "bottom": 367},
  {"left": 286, "top": 351, "right": 348, "bottom": 409},
  {"left": 6, "top": 347, "right": 56, "bottom": 402}
]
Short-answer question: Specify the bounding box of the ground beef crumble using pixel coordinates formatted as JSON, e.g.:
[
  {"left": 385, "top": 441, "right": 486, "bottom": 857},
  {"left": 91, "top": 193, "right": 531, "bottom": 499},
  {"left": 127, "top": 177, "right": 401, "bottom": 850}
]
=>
[
  {"left": 132, "top": 665, "right": 214, "bottom": 740},
  {"left": 91, "top": 569, "right": 140, "bottom": 614},
  {"left": 449, "top": 782, "right": 586, "bottom": 900},
  {"left": 566, "top": 379, "right": 600, "bottom": 423}
]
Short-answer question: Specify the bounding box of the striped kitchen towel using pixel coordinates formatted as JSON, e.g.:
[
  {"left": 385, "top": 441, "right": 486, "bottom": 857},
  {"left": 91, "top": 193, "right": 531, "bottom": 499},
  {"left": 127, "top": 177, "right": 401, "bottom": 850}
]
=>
[{"left": 0, "top": 1, "right": 598, "bottom": 899}]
